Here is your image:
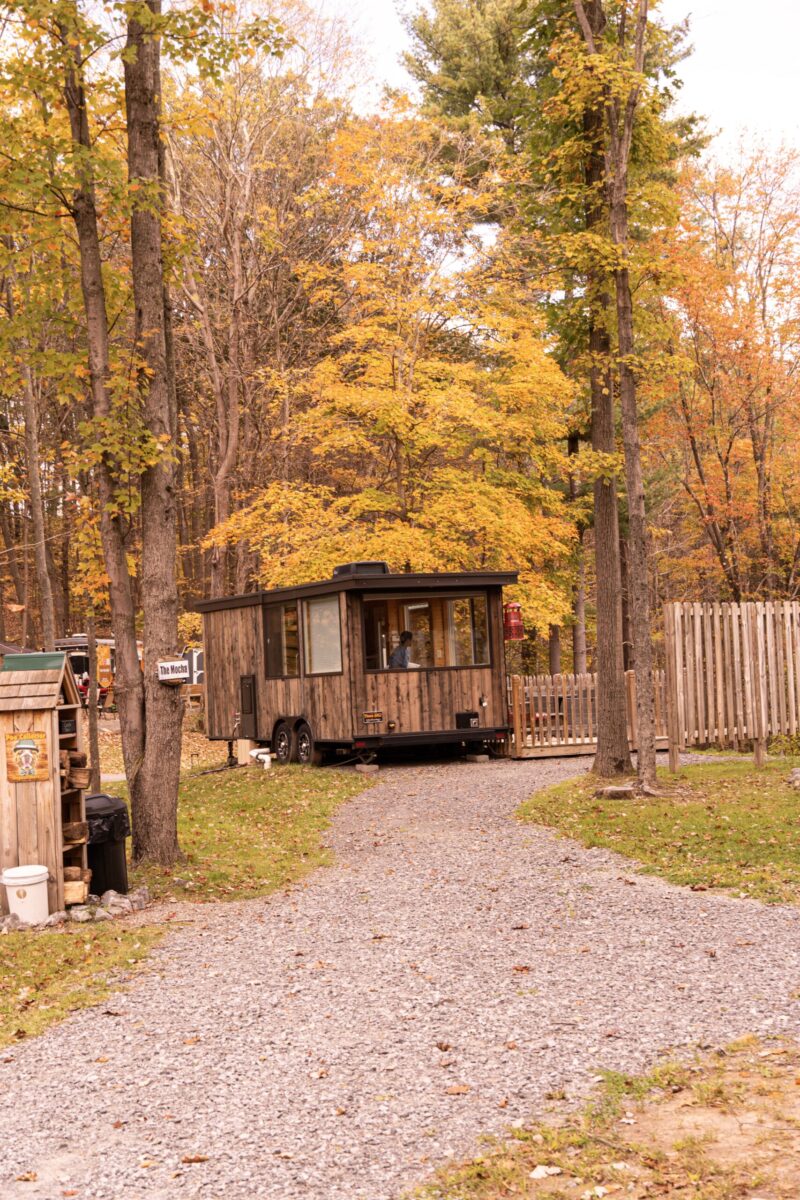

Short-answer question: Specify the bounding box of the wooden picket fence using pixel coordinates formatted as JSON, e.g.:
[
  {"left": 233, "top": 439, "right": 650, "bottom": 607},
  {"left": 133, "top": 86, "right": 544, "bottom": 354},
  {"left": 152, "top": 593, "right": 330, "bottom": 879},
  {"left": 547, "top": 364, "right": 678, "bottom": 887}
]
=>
[
  {"left": 663, "top": 600, "right": 800, "bottom": 766},
  {"left": 508, "top": 669, "right": 668, "bottom": 758}
]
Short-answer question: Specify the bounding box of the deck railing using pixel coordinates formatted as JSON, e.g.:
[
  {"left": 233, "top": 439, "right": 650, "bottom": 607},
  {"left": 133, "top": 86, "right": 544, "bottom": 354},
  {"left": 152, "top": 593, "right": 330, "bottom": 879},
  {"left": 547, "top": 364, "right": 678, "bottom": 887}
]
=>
[{"left": 507, "top": 669, "right": 668, "bottom": 757}]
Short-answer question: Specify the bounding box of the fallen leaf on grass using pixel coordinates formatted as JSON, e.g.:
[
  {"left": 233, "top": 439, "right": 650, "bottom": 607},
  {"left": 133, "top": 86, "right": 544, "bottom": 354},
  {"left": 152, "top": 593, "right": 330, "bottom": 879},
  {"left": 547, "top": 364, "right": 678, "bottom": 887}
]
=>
[
  {"left": 181, "top": 1154, "right": 209, "bottom": 1164},
  {"left": 446, "top": 1084, "right": 470, "bottom": 1095},
  {"left": 530, "top": 1164, "right": 562, "bottom": 1179}
]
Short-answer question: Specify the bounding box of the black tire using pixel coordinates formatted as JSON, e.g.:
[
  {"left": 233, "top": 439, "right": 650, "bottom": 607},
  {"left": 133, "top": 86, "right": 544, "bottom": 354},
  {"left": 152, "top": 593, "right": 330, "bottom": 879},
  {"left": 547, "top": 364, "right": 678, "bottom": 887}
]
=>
[
  {"left": 273, "top": 721, "right": 293, "bottom": 765},
  {"left": 295, "top": 721, "right": 322, "bottom": 766}
]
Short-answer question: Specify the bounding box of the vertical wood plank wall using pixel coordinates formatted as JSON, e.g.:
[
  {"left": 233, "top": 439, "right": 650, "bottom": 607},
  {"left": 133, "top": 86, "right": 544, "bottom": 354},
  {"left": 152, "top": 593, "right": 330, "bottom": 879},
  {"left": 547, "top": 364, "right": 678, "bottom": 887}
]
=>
[
  {"left": 0, "top": 709, "right": 62, "bottom": 914},
  {"left": 203, "top": 589, "right": 510, "bottom": 743},
  {"left": 663, "top": 601, "right": 800, "bottom": 752}
]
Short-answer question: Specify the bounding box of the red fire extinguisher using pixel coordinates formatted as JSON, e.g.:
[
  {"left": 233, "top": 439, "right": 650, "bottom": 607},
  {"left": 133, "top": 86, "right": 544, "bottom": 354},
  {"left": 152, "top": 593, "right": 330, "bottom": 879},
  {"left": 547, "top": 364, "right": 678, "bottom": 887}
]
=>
[{"left": 503, "top": 602, "right": 524, "bottom": 640}]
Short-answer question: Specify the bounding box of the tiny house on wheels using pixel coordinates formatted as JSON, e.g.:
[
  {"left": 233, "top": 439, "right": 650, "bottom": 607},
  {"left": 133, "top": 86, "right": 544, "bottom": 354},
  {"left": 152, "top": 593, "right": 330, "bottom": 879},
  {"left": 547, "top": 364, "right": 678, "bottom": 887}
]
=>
[{"left": 197, "top": 562, "right": 518, "bottom": 764}]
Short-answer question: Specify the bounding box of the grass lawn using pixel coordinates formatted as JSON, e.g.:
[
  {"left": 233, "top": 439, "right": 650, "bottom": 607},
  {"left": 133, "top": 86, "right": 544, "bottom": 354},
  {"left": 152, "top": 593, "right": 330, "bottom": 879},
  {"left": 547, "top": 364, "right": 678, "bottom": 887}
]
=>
[
  {"left": 411, "top": 1037, "right": 800, "bottom": 1199},
  {"left": 0, "top": 924, "right": 163, "bottom": 1049},
  {"left": 518, "top": 756, "right": 800, "bottom": 904},
  {"left": 129, "top": 763, "right": 368, "bottom": 902}
]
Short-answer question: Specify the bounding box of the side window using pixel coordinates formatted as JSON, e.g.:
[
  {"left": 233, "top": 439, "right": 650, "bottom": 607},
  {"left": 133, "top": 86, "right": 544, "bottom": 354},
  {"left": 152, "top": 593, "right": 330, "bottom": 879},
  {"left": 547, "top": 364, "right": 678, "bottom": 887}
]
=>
[
  {"left": 265, "top": 603, "right": 300, "bottom": 677},
  {"left": 303, "top": 596, "right": 343, "bottom": 675}
]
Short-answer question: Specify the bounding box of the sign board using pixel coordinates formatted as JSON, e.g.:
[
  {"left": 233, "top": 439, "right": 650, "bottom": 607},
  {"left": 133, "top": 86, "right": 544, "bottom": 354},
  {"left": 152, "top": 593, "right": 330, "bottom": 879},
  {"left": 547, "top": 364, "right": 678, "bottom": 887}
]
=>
[
  {"left": 97, "top": 643, "right": 113, "bottom": 688},
  {"left": 157, "top": 659, "right": 190, "bottom": 685},
  {"left": 6, "top": 731, "right": 49, "bottom": 783}
]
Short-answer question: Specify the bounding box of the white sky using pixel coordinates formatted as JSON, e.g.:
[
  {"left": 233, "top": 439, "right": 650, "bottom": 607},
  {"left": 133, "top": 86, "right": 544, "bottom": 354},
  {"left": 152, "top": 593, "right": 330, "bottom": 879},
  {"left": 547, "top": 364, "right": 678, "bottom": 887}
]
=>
[{"left": 319, "top": 0, "right": 800, "bottom": 151}]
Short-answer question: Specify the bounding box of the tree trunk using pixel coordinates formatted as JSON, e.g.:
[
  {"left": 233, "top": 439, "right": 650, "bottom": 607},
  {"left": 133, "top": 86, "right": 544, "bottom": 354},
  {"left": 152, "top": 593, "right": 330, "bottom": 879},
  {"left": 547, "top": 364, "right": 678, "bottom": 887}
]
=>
[
  {"left": 580, "top": 27, "right": 631, "bottom": 776},
  {"left": 4, "top": 279, "right": 57, "bottom": 649},
  {"left": 124, "top": 0, "right": 182, "bottom": 864},
  {"left": 87, "top": 608, "right": 101, "bottom": 794},
  {"left": 0, "top": 503, "right": 26, "bottom": 609},
  {"left": 613, "top": 246, "right": 657, "bottom": 788},
  {"left": 60, "top": 10, "right": 146, "bottom": 805},
  {"left": 572, "top": 538, "right": 587, "bottom": 673},
  {"left": 548, "top": 626, "right": 561, "bottom": 674}
]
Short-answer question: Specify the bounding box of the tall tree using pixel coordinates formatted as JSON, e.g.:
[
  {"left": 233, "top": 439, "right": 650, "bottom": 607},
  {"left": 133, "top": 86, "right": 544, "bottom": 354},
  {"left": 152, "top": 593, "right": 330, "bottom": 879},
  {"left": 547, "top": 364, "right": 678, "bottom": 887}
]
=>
[
  {"left": 123, "top": 0, "right": 182, "bottom": 862},
  {"left": 573, "top": 0, "right": 664, "bottom": 788}
]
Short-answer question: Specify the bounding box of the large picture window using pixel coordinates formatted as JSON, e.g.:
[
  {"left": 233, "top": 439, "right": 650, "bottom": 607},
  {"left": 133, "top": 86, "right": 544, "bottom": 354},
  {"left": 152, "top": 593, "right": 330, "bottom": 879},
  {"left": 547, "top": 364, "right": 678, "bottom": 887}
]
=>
[
  {"left": 265, "top": 603, "right": 300, "bottom": 677},
  {"left": 364, "top": 594, "right": 490, "bottom": 670},
  {"left": 304, "top": 595, "right": 343, "bottom": 675}
]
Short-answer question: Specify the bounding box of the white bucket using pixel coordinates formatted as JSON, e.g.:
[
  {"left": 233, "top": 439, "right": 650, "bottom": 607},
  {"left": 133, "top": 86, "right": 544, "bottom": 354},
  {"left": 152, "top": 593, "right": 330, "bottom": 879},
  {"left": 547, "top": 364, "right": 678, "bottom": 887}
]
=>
[{"left": 1, "top": 865, "right": 50, "bottom": 925}]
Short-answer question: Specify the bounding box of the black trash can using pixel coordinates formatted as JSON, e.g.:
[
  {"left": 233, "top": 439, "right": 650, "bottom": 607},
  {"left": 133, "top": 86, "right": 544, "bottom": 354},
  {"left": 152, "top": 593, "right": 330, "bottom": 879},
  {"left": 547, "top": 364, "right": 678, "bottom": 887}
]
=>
[{"left": 85, "top": 793, "right": 131, "bottom": 895}]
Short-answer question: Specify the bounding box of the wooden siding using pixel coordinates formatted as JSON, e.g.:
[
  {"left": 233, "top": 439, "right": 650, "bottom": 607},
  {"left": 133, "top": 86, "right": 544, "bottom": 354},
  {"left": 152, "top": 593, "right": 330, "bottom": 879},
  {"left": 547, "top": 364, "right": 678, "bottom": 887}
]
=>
[
  {"left": 204, "top": 586, "right": 510, "bottom": 744},
  {"left": 203, "top": 605, "right": 261, "bottom": 740},
  {"left": 350, "top": 586, "right": 507, "bottom": 736},
  {"left": 256, "top": 593, "right": 353, "bottom": 742}
]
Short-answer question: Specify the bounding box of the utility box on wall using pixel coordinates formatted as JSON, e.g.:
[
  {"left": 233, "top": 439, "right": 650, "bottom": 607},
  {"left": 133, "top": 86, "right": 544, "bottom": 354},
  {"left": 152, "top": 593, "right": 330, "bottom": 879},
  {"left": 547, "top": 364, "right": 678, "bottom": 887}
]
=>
[{"left": 0, "top": 653, "right": 89, "bottom": 915}]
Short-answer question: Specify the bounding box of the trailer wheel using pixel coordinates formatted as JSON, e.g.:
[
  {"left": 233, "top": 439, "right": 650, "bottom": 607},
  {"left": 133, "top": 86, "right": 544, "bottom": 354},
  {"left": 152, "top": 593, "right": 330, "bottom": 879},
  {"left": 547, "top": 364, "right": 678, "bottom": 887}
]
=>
[
  {"left": 295, "top": 722, "right": 323, "bottom": 767},
  {"left": 272, "top": 721, "right": 293, "bottom": 765}
]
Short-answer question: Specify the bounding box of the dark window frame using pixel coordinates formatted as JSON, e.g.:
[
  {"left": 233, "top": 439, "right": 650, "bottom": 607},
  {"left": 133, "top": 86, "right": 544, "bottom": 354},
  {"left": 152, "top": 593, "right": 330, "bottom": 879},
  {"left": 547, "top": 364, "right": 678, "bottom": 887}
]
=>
[
  {"left": 361, "top": 590, "right": 494, "bottom": 674},
  {"left": 263, "top": 601, "right": 301, "bottom": 679},
  {"left": 302, "top": 594, "right": 345, "bottom": 678}
]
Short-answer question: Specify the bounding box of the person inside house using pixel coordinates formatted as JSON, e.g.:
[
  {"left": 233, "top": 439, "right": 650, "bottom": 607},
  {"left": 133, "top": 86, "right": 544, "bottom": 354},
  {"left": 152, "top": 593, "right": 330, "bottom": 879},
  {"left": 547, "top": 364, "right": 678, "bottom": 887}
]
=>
[{"left": 388, "top": 630, "right": 414, "bottom": 669}]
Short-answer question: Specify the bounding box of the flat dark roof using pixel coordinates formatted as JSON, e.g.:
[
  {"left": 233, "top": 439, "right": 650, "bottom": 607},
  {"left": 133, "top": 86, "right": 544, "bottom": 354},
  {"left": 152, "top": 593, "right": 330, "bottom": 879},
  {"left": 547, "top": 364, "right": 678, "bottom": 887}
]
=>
[{"left": 195, "top": 570, "right": 518, "bottom": 613}]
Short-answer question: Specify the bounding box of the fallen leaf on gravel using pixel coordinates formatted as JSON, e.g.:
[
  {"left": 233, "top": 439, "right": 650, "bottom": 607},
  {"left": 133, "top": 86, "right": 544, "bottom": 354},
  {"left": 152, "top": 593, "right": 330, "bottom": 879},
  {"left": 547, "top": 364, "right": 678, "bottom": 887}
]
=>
[
  {"left": 446, "top": 1084, "right": 470, "bottom": 1095},
  {"left": 139, "top": 1160, "right": 157, "bottom": 1168},
  {"left": 506, "top": 1041, "right": 518, "bottom": 1049},
  {"left": 530, "top": 1164, "right": 562, "bottom": 1179},
  {"left": 15, "top": 1172, "right": 37, "bottom": 1182},
  {"left": 690, "top": 884, "right": 708, "bottom": 891},
  {"left": 618, "top": 877, "right": 636, "bottom": 886},
  {"left": 181, "top": 1154, "right": 209, "bottom": 1164},
  {"left": 183, "top": 1037, "right": 200, "bottom": 1045},
  {"left": 436, "top": 1041, "right": 451, "bottom": 1051},
  {"left": 62, "top": 1191, "right": 78, "bottom": 1197},
  {"left": 335, "top": 1107, "right": 347, "bottom": 1116},
  {"left": 112, "top": 1120, "right": 126, "bottom": 1129},
  {"left": 498, "top": 1098, "right": 508, "bottom": 1108},
  {"left": 511, "top": 922, "right": 529, "bottom": 930},
  {"left": 96, "top": 1056, "right": 109, "bottom": 1063},
  {"left": 513, "top": 964, "right": 531, "bottom": 973}
]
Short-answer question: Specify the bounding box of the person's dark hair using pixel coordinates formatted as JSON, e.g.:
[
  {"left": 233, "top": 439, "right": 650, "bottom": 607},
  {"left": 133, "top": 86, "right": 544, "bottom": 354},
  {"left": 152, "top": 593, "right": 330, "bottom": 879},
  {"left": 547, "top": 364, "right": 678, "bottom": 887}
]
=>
[{"left": 400, "top": 630, "right": 413, "bottom": 644}]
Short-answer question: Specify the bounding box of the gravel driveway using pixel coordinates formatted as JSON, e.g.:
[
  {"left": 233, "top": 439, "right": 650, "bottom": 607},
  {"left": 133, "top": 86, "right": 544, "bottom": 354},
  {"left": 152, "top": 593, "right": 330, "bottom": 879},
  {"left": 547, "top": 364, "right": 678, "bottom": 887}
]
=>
[{"left": 2, "top": 755, "right": 800, "bottom": 1200}]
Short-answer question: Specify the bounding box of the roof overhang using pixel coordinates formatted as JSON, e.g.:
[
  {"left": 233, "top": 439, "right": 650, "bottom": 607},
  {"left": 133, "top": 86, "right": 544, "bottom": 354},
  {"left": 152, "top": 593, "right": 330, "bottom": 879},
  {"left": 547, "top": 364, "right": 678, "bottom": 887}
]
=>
[{"left": 195, "top": 571, "right": 519, "bottom": 613}]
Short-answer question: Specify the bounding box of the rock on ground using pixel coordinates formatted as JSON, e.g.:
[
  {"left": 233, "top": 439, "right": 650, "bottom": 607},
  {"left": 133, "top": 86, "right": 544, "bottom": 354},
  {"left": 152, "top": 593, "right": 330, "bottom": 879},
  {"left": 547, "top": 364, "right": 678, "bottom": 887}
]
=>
[{"left": 1, "top": 755, "right": 799, "bottom": 1200}]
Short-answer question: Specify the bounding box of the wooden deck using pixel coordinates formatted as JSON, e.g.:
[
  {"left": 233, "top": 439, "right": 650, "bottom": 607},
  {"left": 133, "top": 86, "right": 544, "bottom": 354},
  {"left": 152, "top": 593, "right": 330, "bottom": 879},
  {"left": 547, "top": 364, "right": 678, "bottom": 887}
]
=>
[{"left": 508, "top": 669, "right": 668, "bottom": 759}]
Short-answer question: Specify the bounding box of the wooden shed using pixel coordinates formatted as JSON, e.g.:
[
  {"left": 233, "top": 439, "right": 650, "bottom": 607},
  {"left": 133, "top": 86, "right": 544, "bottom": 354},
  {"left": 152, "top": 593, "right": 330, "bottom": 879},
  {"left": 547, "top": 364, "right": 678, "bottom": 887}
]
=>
[
  {"left": 197, "top": 563, "right": 517, "bottom": 764},
  {"left": 0, "top": 653, "right": 88, "bottom": 914}
]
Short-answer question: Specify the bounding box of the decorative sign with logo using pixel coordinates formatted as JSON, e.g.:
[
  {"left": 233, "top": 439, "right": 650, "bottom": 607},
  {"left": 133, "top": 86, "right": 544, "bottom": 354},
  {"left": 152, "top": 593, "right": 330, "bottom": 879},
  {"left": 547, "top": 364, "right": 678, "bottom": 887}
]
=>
[
  {"left": 362, "top": 711, "right": 383, "bottom": 724},
  {"left": 6, "top": 731, "right": 49, "bottom": 783},
  {"left": 157, "top": 659, "right": 190, "bottom": 685}
]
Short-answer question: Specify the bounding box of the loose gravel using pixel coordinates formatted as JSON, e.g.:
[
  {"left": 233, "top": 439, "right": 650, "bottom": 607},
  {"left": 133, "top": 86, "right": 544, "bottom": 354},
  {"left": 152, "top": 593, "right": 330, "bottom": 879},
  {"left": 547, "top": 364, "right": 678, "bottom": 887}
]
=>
[{"left": 2, "top": 755, "right": 800, "bottom": 1200}]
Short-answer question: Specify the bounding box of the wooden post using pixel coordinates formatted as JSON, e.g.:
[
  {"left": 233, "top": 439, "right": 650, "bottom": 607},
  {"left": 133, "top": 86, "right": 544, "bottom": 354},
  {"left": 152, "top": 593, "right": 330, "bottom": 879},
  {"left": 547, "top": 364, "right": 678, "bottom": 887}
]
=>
[
  {"left": 663, "top": 604, "right": 680, "bottom": 772},
  {"left": 748, "top": 604, "right": 767, "bottom": 768},
  {"left": 625, "top": 669, "right": 638, "bottom": 749},
  {"left": 511, "top": 675, "right": 523, "bottom": 757}
]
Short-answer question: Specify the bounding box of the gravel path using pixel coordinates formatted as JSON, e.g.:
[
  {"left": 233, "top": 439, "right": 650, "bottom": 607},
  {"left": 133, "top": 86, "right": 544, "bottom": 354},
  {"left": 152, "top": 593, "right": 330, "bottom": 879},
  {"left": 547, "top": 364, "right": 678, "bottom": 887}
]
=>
[{"left": 2, "top": 756, "right": 800, "bottom": 1200}]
